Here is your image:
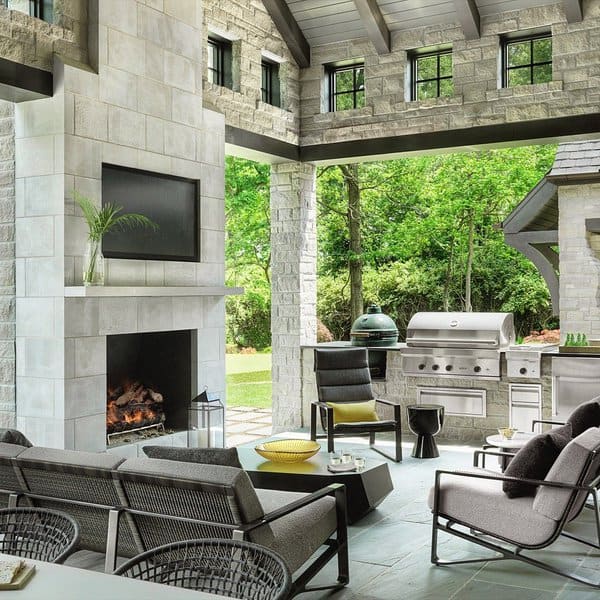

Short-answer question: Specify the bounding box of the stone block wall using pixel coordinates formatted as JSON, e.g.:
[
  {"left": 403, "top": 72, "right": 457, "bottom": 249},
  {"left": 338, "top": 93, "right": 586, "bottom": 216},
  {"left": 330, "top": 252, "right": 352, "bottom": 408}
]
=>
[
  {"left": 14, "top": 0, "right": 229, "bottom": 449},
  {"left": 301, "top": 3, "right": 600, "bottom": 147},
  {"left": 0, "top": 101, "right": 14, "bottom": 428},
  {"left": 0, "top": 0, "right": 87, "bottom": 71},
  {"left": 559, "top": 183, "right": 600, "bottom": 339},
  {"left": 202, "top": 0, "right": 300, "bottom": 145}
]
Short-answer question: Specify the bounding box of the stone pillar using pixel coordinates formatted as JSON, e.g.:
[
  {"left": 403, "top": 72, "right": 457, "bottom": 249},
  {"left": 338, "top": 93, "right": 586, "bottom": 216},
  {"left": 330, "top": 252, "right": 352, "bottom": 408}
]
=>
[
  {"left": 0, "top": 101, "right": 14, "bottom": 428},
  {"left": 270, "top": 162, "right": 317, "bottom": 432},
  {"left": 558, "top": 183, "right": 600, "bottom": 340}
]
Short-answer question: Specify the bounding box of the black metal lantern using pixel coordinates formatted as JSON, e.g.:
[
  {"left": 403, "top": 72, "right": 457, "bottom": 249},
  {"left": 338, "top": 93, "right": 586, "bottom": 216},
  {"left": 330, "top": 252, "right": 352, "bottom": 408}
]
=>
[{"left": 188, "top": 390, "right": 225, "bottom": 448}]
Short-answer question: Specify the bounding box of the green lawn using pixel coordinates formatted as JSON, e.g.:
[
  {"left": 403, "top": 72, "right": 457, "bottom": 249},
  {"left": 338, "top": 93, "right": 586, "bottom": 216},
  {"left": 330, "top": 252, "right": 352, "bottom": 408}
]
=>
[{"left": 226, "top": 353, "right": 272, "bottom": 409}]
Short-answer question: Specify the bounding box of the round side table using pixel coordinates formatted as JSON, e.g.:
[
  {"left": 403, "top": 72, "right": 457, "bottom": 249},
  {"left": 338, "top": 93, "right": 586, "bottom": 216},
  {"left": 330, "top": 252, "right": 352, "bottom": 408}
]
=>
[
  {"left": 407, "top": 404, "right": 445, "bottom": 459},
  {"left": 485, "top": 431, "right": 536, "bottom": 470}
]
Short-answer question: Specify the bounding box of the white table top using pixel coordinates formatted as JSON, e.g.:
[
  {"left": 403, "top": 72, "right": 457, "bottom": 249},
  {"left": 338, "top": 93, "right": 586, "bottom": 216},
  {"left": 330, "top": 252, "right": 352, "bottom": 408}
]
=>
[
  {"left": 0, "top": 554, "right": 219, "bottom": 599},
  {"left": 485, "top": 431, "right": 536, "bottom": 449}
]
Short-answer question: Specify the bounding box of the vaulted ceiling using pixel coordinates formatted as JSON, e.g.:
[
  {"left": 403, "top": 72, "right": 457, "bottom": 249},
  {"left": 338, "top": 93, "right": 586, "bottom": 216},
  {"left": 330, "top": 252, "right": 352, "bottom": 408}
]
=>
[{"left": 263, "top": 0, "right": 584, "bottom": 67}]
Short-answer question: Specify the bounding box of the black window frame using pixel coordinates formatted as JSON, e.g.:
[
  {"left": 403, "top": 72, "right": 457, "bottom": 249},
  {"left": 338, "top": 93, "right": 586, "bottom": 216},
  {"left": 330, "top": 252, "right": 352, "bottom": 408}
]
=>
[
  {"left": 208, "top": 36, "right": 233, "bottom": 89},
  {"left": 410, "top": 49, "right": 453, "bottom": 102},
  {"left": 502, "top": 33, "right": 552, "bottom": 88},
  {"left": 261, "top": 59, "right": 280, "bottom": 107},
  {"left": 3, "top": 0, "right": 51, "bottom": 22},
  {"left": 328, "top": 63, "right": 365, "bottom": 112}
]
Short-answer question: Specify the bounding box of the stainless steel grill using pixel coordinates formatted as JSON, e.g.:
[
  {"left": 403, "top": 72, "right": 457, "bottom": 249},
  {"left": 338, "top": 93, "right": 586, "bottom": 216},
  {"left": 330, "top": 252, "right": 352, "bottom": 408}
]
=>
[{"left": 401, "top": 312, "right": 515, "bottom": 379}]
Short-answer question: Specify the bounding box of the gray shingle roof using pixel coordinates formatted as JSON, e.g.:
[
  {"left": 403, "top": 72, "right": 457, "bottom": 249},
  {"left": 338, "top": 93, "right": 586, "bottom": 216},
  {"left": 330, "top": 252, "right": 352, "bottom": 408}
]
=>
[{"left": 549, "top": 140, "right": 600, "bottom": 178}]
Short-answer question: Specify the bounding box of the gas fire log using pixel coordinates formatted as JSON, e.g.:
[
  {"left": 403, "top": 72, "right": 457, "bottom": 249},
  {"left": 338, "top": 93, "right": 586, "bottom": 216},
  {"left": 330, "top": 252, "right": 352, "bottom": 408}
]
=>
[{"left": 107, "top": 380, "right": 166, "bottom": 435}]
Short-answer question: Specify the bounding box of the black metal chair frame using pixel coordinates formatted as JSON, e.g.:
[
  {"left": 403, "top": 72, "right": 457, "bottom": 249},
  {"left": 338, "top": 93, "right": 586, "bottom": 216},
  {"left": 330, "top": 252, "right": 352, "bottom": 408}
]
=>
[
  {"left": 0, "top": 507, "right": 80, "bottom": 564},
  {"left": 311, "top": 349, "right": 402, "bottom": 463},
  {"left": 114, "top": 538, "right": 292, "bottom": 600},
  {"left": 107, "top": 476, "right": 349, "bottom": 599},
  {"left": 431, "top": 446, "right": 600, "bottom": 589}
]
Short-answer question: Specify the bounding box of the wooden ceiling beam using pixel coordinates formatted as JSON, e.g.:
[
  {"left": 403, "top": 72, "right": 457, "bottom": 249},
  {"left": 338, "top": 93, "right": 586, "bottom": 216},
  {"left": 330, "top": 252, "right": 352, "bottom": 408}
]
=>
[
  {"left": 563, "top": 0, "right": 583, "bottom": 23},
  {"left": 262, "top": 0, "right": 311, "bottom": 68},
  {"left": 353, "top": 0, "right": 391, "bottom": 54},
  {"left": 453, "top": 0, "right": 480, "bottom": 40}
]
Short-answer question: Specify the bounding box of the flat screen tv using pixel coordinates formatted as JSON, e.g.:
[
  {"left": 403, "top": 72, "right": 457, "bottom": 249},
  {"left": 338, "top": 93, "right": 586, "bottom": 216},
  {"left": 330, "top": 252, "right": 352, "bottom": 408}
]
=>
[{"left": 102, "top": 164, "right": 199, "bottom": 262}]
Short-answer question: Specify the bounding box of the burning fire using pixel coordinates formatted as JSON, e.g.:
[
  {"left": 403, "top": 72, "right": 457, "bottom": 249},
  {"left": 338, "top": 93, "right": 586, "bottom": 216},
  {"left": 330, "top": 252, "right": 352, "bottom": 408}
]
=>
[{"left": 106, "top": 379, "right": 165, "bottom": 434}]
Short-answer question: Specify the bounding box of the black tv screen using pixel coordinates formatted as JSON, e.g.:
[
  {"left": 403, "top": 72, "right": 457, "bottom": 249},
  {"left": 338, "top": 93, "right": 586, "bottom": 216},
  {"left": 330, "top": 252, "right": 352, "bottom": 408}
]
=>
[{"left": 102, "top": 164, "right": 199, "bottom": 262}]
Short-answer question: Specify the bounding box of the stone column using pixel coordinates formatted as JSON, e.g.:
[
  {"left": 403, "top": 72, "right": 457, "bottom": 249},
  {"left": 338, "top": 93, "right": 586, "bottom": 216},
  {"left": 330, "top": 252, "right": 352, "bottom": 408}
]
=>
[
  {"left": 559, "top": 183, "right": 600, "bottom": 340},
  {"left": 270, "top": 162, "right": 317, "bottom": 432},
  {"left": 0, "top": 101, "right": 14, "bottom": 428}
]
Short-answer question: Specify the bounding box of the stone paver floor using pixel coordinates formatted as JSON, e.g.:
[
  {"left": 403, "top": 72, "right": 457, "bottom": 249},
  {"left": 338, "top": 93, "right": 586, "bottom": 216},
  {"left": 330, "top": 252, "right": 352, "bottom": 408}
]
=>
[{"left": 226, "top": 406, "right": 272, "bottom": 447}]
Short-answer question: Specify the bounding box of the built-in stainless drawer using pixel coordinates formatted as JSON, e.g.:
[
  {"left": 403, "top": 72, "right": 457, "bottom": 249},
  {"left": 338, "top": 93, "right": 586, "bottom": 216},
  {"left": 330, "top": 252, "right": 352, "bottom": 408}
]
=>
[
  {"left": 417, "top": 387, "right": 486, "bottom": 417},
  {"left": 552, "top": 356, "right": 600, "bottom": 422},
  {"left": 509, "top": 383, "right": 541, "bottom": 431}
]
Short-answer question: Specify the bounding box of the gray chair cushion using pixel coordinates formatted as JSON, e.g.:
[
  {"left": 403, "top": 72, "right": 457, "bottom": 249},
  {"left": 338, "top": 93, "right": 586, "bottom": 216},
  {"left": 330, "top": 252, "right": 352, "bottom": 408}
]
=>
[
  {"left": 314, "top": 348, "right": 374, "bottom": 404},
  {"left": 503, "top": 424, "right": 572, "bottom": 498},
  {"left": 117, "top": 457, "right": 264, "bottom": 524},
  {"left": 0, "top": 429, "right": 32, "bottom": 448},
  {"left": 17, "top": 447, "right": 124, "bottom": 470},
  {"left": 534, "top": 427, "right": 600, "bottom": 521},
  {"left": 567, "top": 399, "right": 600, "bottom": 437},
  {"left": 253, "top": 488, "right": 337, "bottom": 572},
  {"left": 142, "top": 446, "right": 242, "bottom": 469},
  {"left": 428, "top": 469, "right": 558, "bottom": 547}
]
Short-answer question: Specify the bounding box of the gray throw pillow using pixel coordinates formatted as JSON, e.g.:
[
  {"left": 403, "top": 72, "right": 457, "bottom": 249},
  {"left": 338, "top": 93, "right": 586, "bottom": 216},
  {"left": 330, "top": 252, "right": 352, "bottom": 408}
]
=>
[
  {"left": 143, "top": 445, "right": 243, "bottom": 469},
  {"left": 567, "top": 399, "right": 600, "bottom": 438},
  {"left": 0, "top": 429, "right": 32, "bottom": 447},
  {"left": 502, "top": 423, "right": 572, "bottom": 499}
]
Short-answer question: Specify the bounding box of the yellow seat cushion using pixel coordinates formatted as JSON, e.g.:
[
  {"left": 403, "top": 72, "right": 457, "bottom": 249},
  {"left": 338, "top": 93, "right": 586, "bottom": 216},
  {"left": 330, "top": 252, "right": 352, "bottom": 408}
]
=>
[{"left": 326, "top": 400, "right": 379, "bottom": 424}]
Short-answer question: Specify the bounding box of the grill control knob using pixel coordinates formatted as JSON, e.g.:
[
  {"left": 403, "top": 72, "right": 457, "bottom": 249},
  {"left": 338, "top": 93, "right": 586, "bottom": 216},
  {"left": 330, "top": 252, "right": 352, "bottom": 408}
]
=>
[
  {"left": 418, "top": 363, "right": 426, "bottom": 370},
  {"left": 473, "top": 365, "right": 482, "bottom": 373},
  {"left": 445, "top": 365, "right": 453, "bottom": 372},
  {"left": 432, "top": 364, "right": 440, "bottom": 371},
  {"left": 520, "top": 367, "right": 527, "bottom": 375}
]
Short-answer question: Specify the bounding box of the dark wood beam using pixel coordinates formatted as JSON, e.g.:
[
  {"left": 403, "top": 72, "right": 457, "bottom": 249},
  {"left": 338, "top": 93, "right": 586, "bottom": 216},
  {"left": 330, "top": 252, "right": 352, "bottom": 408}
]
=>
[
  {"left": 225, "top": 125, "right": 300, "bottom": 161},
  {"left": 262, "top": 0, "right": 310, "bottom": 68},
  {"left": 301, "top": 113, "right": 600, "bottom": 163},
  {"left": 353, "top": 0, "right": 390, "bottom": 54},
  {"left": 453, "top": 0, "right": 480, "bottom": 40},
  {"left": 0, "top": 56, "right": 52, "bottom": 102},
  {"left": 563, "top": 0, "right": 583, "bottom": 23}
]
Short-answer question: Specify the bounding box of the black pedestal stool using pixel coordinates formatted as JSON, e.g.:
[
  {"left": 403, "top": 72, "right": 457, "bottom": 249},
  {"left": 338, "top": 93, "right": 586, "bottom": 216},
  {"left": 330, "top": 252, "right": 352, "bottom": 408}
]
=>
[{"left": 407, "top": 404, "right": 445, "bottom": 458}]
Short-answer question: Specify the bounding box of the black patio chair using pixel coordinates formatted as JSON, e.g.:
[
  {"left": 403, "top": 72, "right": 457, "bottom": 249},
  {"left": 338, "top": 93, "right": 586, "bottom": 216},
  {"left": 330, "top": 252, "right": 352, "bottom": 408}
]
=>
[
  {"left": 0, "top": 507, "right": 80, "bottom": 563},
  {"left": 312, "top": 347, "right": 402, "bottom": 462},
  {"left": 114, "top": 538, "right": 291, "bottom": 599}
]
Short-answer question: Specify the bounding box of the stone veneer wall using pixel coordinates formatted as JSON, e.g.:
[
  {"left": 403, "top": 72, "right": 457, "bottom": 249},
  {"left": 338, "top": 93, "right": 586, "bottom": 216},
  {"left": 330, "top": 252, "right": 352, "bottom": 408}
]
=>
[
  {"left": 202, "top": 0, "right": 300, "bottom": 145},
  {"left": 301, "top": 347, "right": 553, "bottom": 442},
  {"left": 270, "top": 162, "right": 317, "bottom": 431},
  {"left": 0, "top": 101, "right": 15, "bottom": 428},
  {"left": 0, "top": 0, "right": 87, "bottom": 71},
  {"left": 559, "top": 183, "right": 600, "bottom": 338},
  {"left": 14, "top": 0, "right": 228, "bottom": 450},
  {"left": 301, "top": 2, "right": 600, "bottom": 147}
]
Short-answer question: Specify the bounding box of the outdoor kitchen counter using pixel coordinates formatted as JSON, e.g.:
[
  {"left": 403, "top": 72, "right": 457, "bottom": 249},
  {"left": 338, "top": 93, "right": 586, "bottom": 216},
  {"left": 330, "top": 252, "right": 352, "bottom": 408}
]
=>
[{"left": 300, "top": 343, "right": 554, "bottom": 444}]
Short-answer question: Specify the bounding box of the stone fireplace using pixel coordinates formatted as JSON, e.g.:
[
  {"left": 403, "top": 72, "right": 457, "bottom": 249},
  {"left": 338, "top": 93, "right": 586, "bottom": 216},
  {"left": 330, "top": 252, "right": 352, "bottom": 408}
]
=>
[{"left": 14, "top": 1, "right": 238, "bottom": 453}]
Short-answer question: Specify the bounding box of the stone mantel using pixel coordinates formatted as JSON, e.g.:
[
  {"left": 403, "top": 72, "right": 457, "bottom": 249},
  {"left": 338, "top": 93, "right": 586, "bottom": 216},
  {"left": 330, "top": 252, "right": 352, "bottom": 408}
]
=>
[{"left": 64, "top": 286, "right": 243, "bottom": 298}]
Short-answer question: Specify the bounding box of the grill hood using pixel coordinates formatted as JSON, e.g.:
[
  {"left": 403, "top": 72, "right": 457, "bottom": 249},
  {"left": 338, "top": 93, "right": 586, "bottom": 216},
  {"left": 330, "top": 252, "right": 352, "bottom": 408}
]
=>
[{"left": 406, "top": 312, "right": 515, "bottom": 349}]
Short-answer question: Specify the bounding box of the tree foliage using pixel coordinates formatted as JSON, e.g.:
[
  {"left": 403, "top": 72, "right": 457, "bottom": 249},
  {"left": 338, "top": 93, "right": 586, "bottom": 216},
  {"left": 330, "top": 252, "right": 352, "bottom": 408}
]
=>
[{"left": 225, "top": 145, "right": 558, "bottom": 347}]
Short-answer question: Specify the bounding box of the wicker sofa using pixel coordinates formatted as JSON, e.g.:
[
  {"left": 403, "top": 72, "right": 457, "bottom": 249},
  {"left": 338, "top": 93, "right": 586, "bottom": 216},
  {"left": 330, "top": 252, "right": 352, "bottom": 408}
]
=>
[{"left": 0, "top": 443, "right": 348, "bottom": 597}]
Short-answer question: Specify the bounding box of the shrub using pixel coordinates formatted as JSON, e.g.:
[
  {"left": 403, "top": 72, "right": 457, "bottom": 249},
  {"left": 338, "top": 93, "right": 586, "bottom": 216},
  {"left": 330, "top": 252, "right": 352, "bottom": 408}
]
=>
[{"left": 226, "top": 292, "right": 271, "bottom": 350}]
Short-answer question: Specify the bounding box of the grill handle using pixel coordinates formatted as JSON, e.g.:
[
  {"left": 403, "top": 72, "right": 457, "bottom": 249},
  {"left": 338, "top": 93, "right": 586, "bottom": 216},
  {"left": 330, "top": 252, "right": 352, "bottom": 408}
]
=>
[{"left": 406, "top": 337, "right": 498, "bottom": 347}]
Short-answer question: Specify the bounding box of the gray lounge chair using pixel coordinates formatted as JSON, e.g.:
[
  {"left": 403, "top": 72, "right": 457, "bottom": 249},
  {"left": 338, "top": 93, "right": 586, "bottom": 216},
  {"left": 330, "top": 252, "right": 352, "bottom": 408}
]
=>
[{"left": 429, "top": 427, "right": 600, "bottom": 588}]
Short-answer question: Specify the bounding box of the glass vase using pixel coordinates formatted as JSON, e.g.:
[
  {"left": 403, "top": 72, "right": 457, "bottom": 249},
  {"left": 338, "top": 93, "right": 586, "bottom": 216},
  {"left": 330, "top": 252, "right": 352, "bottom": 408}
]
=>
[{"left": 83, "top": 239, "right": 104, "bottom": 286}]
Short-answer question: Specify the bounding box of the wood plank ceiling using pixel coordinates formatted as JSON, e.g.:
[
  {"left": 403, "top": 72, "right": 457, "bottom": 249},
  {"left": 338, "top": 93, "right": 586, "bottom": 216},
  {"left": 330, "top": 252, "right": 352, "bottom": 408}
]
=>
[{"left": 281, "top": 0, "right": 575, "bottom": 49}]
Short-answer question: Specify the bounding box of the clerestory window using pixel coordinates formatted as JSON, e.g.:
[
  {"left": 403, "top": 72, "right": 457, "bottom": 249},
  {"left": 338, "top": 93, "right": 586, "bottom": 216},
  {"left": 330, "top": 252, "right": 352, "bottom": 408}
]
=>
[{"left": 502, "top": 34, "right": 552, "bottom": 87}]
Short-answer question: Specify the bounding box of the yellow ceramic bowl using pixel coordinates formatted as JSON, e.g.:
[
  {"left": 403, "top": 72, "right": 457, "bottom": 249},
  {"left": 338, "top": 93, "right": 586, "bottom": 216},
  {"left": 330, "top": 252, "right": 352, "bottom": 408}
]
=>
[
  {"left": 255, "top": 439, "right": 321, "bottom": 463},
  {"left": 498, "top": 427, "right": 518, "bottom": 440}
]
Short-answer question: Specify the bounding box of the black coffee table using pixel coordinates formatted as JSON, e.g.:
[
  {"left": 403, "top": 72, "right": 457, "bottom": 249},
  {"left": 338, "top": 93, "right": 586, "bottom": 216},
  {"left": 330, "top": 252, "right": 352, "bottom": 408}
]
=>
[{"left": 238, "top": 447, "right": 394, "bottom": 524}]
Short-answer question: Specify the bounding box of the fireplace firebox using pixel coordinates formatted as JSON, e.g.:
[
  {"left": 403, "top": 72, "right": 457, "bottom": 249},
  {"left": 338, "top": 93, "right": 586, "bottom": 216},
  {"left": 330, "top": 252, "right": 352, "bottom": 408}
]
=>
[{"left": 106, "top": 330, "right": 193, "bottom": 444}]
